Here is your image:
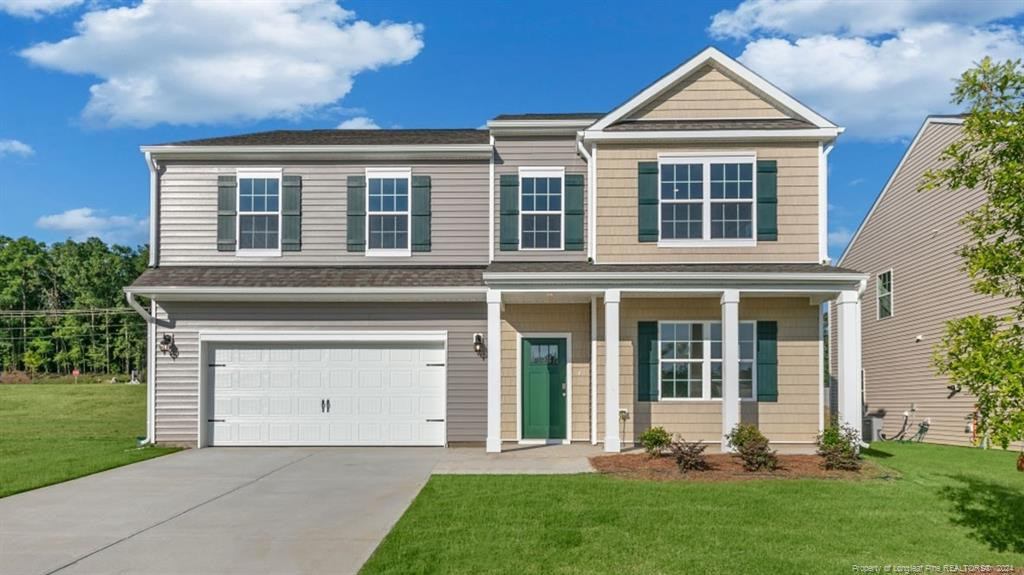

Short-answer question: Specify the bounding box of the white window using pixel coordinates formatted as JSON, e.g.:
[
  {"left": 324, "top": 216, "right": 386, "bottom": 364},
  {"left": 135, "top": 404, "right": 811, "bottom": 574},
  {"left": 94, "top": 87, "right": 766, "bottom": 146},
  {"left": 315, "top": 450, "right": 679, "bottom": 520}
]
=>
[
  {"left": 237, "top": 169, "right": 282, "bottom": 256},
  {"left": 658, "top": 153, "right": 756, "bottom": 246},
  {"left": 659, "top": 320, "right": 756, "bottom": 401},
  {"left": 519, "top": 167, "right": 565, "bottom": 250},
  {"left": 877, "top": 270, "right": 893, "bottom": 319},
  {"left": 366, "top": 168, "right": 411, "bottom": 256}
]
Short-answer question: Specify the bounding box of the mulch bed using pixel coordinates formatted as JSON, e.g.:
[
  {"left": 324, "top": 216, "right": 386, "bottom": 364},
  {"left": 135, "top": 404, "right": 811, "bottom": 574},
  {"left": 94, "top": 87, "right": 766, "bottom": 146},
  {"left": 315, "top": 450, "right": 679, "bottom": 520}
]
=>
[{"left": 590, "top": 452, "right": 888, "bottom": 482}]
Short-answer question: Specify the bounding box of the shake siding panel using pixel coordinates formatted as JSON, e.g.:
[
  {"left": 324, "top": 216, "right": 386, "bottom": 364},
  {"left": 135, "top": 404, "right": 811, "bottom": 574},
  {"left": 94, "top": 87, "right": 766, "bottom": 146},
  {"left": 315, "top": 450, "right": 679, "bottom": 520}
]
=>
[{"left": 630, "top": 65, "right": 789, "bottom": 120}]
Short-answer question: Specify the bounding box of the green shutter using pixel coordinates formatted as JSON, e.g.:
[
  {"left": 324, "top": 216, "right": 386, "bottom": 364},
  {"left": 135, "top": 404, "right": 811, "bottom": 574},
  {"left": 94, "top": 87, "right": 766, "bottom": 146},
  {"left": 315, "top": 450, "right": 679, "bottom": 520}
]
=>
[
  {"left": 281, "top": 175, "right": 301, "bottom": 252},
  {"left": 637, "top": 162, "right": 658, "bottom": 242},
  {"left": 757, "top": 160, "right": 778, "bottom": 241},
  {"left": 499, "top": 174, "right": 519, "bottom": 251},
  {"left": 756, "top": 321, "right": 778, "bottom": 402},
  {"left": 217, "top": 175, "right": 236, "bottom": 252},
  {"left": 637, "top": 321, "right": 659, "bottom": 402},
  {"left": 411, "top": 175, "right": 431, "bottom": 252},
  {"left": 346, "top": 175, "right": 366, "bottom": 252},
  {"left": 564, "top": 173, "right": 584, "bottom": 251}
]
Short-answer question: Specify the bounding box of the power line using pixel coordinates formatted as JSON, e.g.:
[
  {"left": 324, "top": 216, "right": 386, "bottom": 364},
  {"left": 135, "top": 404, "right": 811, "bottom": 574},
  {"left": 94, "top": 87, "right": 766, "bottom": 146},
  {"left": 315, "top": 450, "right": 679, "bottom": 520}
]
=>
[{"left": 0, "top": 308, "right": 139, "bottom": 318}]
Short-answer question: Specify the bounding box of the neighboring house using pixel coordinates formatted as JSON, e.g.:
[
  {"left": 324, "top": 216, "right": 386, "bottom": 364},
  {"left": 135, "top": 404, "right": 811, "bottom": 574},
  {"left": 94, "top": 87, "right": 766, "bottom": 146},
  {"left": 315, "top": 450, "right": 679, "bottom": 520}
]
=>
[
  {"left": 125, "top": 47, "right": 867, "bottom": 453},
  {"left": 832, "top": 116, "right": 1017, "bottom": 447}
]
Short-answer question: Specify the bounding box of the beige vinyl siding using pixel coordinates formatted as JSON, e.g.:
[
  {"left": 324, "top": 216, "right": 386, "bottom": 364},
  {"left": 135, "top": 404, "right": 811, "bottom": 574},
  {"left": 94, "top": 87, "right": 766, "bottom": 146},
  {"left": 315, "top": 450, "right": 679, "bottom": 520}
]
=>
[
  {"left": 152, "top": 301, "right": 486, "bottom": 446},
  {"left": 835, "top": 121, "right": 1019, "bottom": 448},
  {"left": 595, "top": 142, "right": 821, "bottom": 263},
  {"left": 595, "top": 297, "right": 820, "bottom": 447},
  {"left": 500, "top": 304, "right": 591, "bottom": 442},
  {"left": 629, "top": 65, "right": 789, "bottom": 121},
  {"left": 493, "top": 136, "right": 588, "bottom": 261},
  {"left": 158, "top": 160, "right": 489, "bottom": 266}
]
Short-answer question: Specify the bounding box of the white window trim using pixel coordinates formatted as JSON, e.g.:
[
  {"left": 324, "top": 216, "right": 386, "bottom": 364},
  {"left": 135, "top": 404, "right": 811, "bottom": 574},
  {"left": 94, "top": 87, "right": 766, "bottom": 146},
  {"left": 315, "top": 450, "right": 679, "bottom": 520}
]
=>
[
  {"left": 656, "top": 152, "right": 757, "bottom": 248},
  {"left": 518, "top": 166, "right": 566, "bottom": 251},
  {"left": 365, "top": 167, "right": 412, "bottom": 257},
  {"left": 236, "top": 168, "right": 283, "bottom": 257},
  {"left": 656, "top": 319, "right": 757, "bottom": 402},
  {"left": 877, "top": 268, "right": 894, "bottom": 320}
]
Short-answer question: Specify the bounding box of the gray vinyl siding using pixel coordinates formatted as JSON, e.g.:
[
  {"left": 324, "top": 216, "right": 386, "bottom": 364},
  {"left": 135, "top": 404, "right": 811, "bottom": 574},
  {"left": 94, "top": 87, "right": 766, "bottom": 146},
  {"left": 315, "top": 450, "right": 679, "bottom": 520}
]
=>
[
  {"left": 493, "top": 135, "right": 589, "bottom": 260},
  {"left": 152, "top": 301, "right": 487, "bottom": 446},
  {"left": 833, "top": 121, "right": 1018, "bottom": 447},
  {"left": 157, "top": 160, "right": 489, "bottom": 266}
]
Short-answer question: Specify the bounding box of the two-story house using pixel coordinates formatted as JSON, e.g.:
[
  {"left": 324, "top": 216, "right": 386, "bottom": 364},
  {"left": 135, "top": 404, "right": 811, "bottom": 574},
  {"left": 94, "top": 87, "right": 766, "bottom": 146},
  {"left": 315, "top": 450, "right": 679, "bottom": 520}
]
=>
[{"left": 126, "top": 47, "right": 868, "bottom": 454}]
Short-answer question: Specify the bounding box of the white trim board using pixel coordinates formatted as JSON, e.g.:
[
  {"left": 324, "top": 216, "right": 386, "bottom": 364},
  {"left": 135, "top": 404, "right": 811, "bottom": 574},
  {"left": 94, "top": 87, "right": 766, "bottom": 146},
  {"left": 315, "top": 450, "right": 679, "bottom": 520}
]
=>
[
  {"left": 837, "top": 116, "right": 964, "bottom": 266},
  {"left": 588, "top": 47, "right": 838, "bottom": 132},
  {"left": 514, "top": 332, "right": 573, "bottom": 443}
]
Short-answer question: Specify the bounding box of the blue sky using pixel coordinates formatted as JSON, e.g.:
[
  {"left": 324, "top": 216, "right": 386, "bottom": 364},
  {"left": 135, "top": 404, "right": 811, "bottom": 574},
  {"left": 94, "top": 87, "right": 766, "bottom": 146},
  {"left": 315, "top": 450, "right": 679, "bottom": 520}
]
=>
[{"left": 1, "top": 0, "right": 1022, "bottom": 260}]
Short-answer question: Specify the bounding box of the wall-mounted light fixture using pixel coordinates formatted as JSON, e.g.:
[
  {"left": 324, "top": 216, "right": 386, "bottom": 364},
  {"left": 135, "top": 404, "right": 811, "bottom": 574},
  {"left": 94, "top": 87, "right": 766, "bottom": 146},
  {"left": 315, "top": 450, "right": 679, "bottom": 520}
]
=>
[
  {"left": 158, "top": 333, "right": 178, "bottom": 359},
  {"left": 472, "top": 333, "right": 484, "bottom": 356}
]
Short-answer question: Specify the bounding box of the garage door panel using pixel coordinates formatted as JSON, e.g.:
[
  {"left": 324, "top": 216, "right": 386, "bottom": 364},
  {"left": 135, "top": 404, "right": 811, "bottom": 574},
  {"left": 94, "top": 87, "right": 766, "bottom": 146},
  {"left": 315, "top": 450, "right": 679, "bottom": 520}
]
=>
[{"left": 209, "top": 340, "right": 446, "bottom": 446}]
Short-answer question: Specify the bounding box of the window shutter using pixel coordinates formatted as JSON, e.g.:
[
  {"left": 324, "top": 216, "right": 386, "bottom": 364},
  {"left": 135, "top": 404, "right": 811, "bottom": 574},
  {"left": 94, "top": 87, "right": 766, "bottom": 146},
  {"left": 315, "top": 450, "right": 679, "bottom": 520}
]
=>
[
  {"left": 564, "top": 173, "right": 584, "bottom": 251},
  {"left": 411, "top": 175, "right": 432, "bottom": 252},
  {"left": 756, "top": 320, "right": 778, "bottom": 402},
  {"left": 346, "top": 175, "right": 366, "bottom": 252},
  {"left": 637, "top": 321, "right": 659, "bottom": 402},
  {"left": 637, "top": 162, "right": 658, "bottom": 242},
  {"left": 499, "top": 174, "right": 519, "bottom": 251},
  {"left": 217, "top": 175, "right": 237, "bottom": 252},
  {"left": 281, "top": 175, "right": 301, "bottom": 252},
  {"left": 757, "top": 160, "right": 778, "bottom": 241}
]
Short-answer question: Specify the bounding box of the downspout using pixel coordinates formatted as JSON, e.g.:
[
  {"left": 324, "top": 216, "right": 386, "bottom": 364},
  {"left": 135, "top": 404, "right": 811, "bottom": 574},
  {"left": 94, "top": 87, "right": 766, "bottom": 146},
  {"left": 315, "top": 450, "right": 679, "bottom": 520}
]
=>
[
  {"left": 488, "top": 135, "right": 496, "bottom": 263},
  {"left": 145, "top": 151, "right": 159, "bottom": 267},
  {"left": 125, "top": 290, "right": 156, "bottom": 445},
  {"left": 576, "top": 137, "right": 595, "bottom": 262},
  {"left": 819, "top": 142, "right": 834, "bottom": 265}
]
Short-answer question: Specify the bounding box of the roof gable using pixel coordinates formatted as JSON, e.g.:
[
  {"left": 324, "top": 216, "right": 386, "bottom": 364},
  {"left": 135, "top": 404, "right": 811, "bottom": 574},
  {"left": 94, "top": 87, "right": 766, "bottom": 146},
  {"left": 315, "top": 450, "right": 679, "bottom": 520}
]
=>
[
  {"left": 627, "top": 63, "right": 790, "bottom": 121},
  {"left": 589, "top": 47, "right": 838, "bottom": 132}
]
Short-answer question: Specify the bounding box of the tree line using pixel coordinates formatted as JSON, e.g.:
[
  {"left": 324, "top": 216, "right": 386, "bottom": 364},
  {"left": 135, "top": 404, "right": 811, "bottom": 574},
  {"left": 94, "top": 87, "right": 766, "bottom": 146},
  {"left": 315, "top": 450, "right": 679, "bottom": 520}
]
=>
[{"left": 0, "top": 236, "right": 148, "bottom": 376}]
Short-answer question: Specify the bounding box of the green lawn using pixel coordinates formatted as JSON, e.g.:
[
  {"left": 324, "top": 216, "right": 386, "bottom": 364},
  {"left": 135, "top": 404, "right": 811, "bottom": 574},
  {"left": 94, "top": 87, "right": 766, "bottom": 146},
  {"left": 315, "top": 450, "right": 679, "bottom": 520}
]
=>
[
  {"left": 0, "top": 383, "right": 179, "bottom": 498},
  {"left": 362, "top": 443, "right": 1024, "bottom": 574}
]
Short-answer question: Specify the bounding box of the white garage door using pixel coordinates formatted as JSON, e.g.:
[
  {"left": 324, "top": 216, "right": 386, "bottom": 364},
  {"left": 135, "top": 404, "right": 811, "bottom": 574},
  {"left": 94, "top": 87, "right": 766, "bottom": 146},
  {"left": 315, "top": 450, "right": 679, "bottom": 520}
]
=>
[{"left": 208, "top": 340, "right": 446, "bottom": 446}]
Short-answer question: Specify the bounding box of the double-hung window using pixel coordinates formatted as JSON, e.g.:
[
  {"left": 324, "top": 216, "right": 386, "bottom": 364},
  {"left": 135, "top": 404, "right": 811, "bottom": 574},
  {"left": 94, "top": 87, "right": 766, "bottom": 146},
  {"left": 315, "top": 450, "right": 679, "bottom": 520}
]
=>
[
  {"left": 658, "top": 154, "right": 756, "bottom": 245},
  {"left": 237, "top": 169, "right": 282, "bottom": 255},
  {"left": 659, "top": 320, "right": 756, "bottom": 400},
  {"left": 519, "top": 167, "right": 564, "bottom": 250},
  {"left": 366, "top": 168, "right": 411, "bottom": 256},
  {"left": 877, "top": 270, "right": 893, "bottom": 319}
]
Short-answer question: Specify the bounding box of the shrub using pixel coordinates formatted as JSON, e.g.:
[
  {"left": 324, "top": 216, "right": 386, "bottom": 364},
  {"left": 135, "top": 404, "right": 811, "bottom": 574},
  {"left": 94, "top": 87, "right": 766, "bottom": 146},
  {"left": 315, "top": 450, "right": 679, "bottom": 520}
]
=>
[
  {"left": 671, "top": 436, "right": 710, "bottom": 472},
  {"left": 639, "top": 426, "right": 672, "bottom": 458},
  {"left": 817, "top": 424, "right": 862, "bottom": 471},
  {"left": 726, "top": 424, "right": 778, "bottom": 471}
]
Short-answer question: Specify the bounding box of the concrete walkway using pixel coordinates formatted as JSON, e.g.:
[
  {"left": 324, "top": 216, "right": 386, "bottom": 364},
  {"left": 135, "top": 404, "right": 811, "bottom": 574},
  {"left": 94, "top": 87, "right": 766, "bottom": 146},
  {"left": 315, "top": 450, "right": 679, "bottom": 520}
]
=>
[
  {"left": 434, "top": 444, "right": 601, "bottom": 474},
  {"left": 0, "top": 448, "right": 441, "bottom": 575}
]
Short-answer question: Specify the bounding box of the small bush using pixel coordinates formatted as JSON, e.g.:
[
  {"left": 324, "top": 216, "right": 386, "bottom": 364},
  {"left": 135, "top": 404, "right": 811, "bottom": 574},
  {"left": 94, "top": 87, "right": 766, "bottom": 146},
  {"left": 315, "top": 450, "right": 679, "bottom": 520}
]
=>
[
  {"left": 671, "top": 436, "right": 710, "bottom": 472},
  {"left": 817, "top": 424, "right": 862, "bottom": 471},
  {"left": 639, "top": 426, "right": 671, "bottom": 458},
  {"left": 726, "top": 424, "right": 778, "bottom": 471}
]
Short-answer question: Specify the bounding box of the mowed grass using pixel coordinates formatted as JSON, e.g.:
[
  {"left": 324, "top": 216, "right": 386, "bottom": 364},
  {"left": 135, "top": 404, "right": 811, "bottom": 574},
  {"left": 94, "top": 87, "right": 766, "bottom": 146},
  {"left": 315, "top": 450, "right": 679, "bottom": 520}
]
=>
[
  {"left": 362, "top": 443, "right": 1024, "bottom": 574},
  {"left": 0, "top": 383, "right": 178, "bottom": 498}
]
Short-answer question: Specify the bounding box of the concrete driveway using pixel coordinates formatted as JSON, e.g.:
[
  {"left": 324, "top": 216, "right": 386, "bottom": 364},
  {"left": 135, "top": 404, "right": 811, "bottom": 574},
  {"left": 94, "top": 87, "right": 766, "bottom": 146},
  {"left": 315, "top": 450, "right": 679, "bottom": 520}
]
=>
[{"left": 0, "top": 447, "right": 441, "bottom": 575}]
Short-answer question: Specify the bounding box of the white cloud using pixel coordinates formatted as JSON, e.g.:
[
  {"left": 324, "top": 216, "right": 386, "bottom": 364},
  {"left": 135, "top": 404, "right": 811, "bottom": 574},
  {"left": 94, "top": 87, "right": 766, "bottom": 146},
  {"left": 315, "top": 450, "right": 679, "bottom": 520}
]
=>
[
  {"left": 737, "top": 24, "right": 1024, "bottom": 139},
  {"left": 36, "top": 207, "right": 148, "bottom": 244},
  {"left": 710, "top": 0, "right": 1023, "bottom": 39},
  {"left": 20, "top": 0, "right": 424, "bottom": 126},
  {"left": 337, "top": 116, "right": 380, "bottom": 129},
  {"left": 0, "top": 139, "right": 34, "bottom": 157},
  {"left": 0, "top": 0, "right": 82, "bottom": 19},
  {"left": 828, "top": 226, "right": 854, "bottom": 254}
]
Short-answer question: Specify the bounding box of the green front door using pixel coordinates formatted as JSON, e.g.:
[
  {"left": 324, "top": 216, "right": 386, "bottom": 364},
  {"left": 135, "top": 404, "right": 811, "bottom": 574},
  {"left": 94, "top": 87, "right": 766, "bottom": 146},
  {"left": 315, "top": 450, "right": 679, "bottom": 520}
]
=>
[{"left": 521, "top": 337, "right": 567, "bottom": 440}]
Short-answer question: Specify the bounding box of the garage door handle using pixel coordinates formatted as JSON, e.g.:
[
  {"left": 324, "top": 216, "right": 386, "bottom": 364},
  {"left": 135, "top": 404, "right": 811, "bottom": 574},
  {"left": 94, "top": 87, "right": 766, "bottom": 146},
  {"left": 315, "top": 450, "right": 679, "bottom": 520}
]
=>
[
  {"left": 426, "top": 363, "right": 445, "bottom": 367},
  {"left": 321, "top": 399, "right": 326, "bottom": 413},
  {"left": 208, "top": 419, "right": 225, "bottom": 423},
  {"left": 426, "top": 418, "right": 445, "bottom": 422},
  {"left": 326, "top": 399, "right": 331, "bottom": 413}
]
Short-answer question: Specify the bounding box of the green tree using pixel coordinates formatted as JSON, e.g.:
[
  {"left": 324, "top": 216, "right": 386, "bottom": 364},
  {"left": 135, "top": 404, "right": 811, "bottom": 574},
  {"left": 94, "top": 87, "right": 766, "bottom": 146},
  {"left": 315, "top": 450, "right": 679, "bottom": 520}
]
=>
[{"left": 922, "top": 57, "right": 1024, "bottom": 462}]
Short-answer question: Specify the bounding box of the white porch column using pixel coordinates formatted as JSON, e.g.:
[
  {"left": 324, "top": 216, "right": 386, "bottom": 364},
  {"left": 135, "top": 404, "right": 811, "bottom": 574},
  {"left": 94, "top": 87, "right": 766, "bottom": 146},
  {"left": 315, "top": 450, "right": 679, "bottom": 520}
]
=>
[
  {"left": 603, "top": 289, "right": 621, "bottom": 452},
  {"left": 721, "top": 289, "right": 741, "bottom": 451},
  {"left": 836, "top": 289, "right": 863, "bottom": 435},
  {"left": 486, "top": 289, "right": 503, "bottom": 453}
]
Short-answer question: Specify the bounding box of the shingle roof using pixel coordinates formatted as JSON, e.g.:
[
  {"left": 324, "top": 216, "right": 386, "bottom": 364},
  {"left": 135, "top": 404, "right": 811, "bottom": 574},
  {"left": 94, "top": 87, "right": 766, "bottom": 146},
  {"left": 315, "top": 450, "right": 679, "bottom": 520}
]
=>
[
  {"left": 606, "top": 118, "right": 817, "bottom": 131},
  {"left": 130, "top": 266, "right": 486, "bottom": 289},
  {"left": 158, "top": 129, "right": 490, "bottom": 147},
  {"left": 491, "top": 113, "right": 604, "bottom": 121},
  {"left": 484, "top": 262, "right": 862, "bottom": 274}
]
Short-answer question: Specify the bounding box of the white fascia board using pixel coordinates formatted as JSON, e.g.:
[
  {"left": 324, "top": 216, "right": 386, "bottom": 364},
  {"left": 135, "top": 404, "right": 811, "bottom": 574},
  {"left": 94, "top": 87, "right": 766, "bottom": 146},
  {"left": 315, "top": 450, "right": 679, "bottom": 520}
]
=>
[
  {"left": 589, "top": 47, "right": 838, "bottom": 132},
  {"left": 837, "top": 116, "right": 961, "bottom": 265},
  {"left": 487, "top": 119, "right": 597, "bottom": 133},
  {"left": 140, "top": 144, "right": 493, "bottom": 161},
  {"left": 482, "top": 272, "right": 868, "bottom": 293},
  {"left": 199, "top": 330, "right": 447, "bottom": 343},
  {"left": 582, "top": 128, "right": 841, "bottom": 142},
  {"left": 123, "top": 286, "right": 487, "bottom": 302}
]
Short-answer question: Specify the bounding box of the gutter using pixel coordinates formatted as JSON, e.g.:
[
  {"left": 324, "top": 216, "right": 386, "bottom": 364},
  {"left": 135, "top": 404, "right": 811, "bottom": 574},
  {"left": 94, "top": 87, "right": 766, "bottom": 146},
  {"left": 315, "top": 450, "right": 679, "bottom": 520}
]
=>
[
  {"left": 140, "top": 143, "right": 493, "bottom": 161},
  {"left": 581, "top": 127, "right": 843, "bottom": 142}
]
